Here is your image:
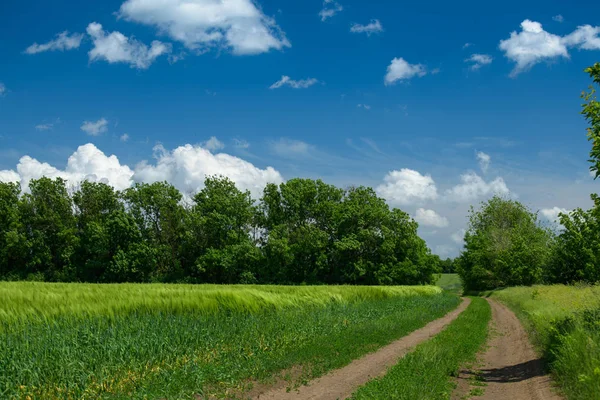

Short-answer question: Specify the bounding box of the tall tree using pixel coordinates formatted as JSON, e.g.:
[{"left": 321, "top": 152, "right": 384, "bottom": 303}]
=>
[
  {"left": 457, "top": 196, "right": 553, "bottom": 290},
  {"left": 20, "top": 178, "right": 78, "bottom": 280},
  {"left": 0, "top": 182, "right": 28, "bottom": 278},
  {"left": 583, "top": 63, "right": 600, "bottom": 178}
]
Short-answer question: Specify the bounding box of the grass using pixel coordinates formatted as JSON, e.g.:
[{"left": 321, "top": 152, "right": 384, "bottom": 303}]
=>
[
  {"left": 490, "top": 284, "right": 600, "bottom": 400},
  {"left": 350, "top": 297, "right": 491, "bottom": 400},
  {"left": 436, "top": 273, "right": 463, "bottom": 294},
  {"left": 0, "top": 283, "right": 458, "bottom": 399}
]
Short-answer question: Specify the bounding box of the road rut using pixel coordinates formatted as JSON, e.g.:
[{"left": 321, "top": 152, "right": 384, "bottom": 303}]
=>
[{"left": 254, "top": 298, "right": 472, "bottom": 400}]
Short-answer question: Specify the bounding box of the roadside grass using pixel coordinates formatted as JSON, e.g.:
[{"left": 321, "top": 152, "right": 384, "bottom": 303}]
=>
[
  {"left": 350, "top": 297, "right": 491, "bottom": 400},
  {"left": 491, "top": 285, "right": 600, "bottom": 400},
  {"left": 436, "top": 273, "right": 463, "bottom": 294},
  {"left": 0, "top": 283, "right": 458, "bottom": 399}
]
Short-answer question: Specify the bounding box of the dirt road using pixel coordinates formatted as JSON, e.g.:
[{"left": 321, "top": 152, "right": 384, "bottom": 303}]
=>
[
  {"left": 253, "top": 298, "right": 471, "bottom": 400},
  {"left": 452, "top": 299, "right": 563, "bottom": 400}
]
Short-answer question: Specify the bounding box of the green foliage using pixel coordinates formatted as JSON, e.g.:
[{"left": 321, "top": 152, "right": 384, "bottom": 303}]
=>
[
  {"left": 350, "top": 298, "right": 491, "bottom": 399},
  {"left": 548, "top": 195, "right": 600, "bottom": 284},
  {"left": 0, "top": 176, "right": 438, "bottom": 285},
  {"left": 582, "top": 63, "right": 600, "bottom": 179},
  {"left": 457, "top": 196, "right": 553, "bottom": 291},
  {"left": 0, "top": 283, "right": 457, "bottom": 399},
  {"left": 492, "top": 285, "right": 600, "bottom": 400}
]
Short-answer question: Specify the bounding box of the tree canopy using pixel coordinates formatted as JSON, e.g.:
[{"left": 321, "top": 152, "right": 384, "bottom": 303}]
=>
[{"left": 0, "top": 176, "right": 438, "bottom": 285}]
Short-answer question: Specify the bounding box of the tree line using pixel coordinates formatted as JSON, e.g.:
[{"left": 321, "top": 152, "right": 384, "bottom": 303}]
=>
[
  {"left": 0, "top": 176, "right": 440, "bottom": 285},
  {"left": 458, "top": 63, "right": 600, "bottom": 291}
]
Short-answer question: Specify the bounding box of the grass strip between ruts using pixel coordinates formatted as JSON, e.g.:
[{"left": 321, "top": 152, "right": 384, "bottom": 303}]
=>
[{"left": 351, "top": 297, "right": 491, "bottom": 400}]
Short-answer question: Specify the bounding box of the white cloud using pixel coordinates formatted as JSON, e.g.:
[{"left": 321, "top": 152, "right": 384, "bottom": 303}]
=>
[
  {"left": 377, "top": 169, "right": 438, "bottom": 206},
  {"left": 0, "top": 170, "right": 20, "bottom": 183},
  {"left": 319, "top": 0, "right": 343, "bottom": 21},
  {"left": 476, "top": 151, "right": 491, "bottom": 173},
  {"left": 270, "top": 139, "right": 312, "bottom": 157},
  {"left": 540, "top": 207, "right": 570, "bottom": 224},
  {"left": 135, "top": 144, "right": 283, "bottom": 199},
  {"left": 357, "top": 104, "right": 371, "bottom": 110},
  {"left": 35, "top": 123, "right": 54, "bottom": 131},
  {"left": 562, "top": 25, "right": 600, "bottom": 50},
  {"left": 465, "top": 54, "right": 493, "bottom": 71},
  {"left": 270, "top": 76, "right": 319, "bottom": 89},
  {"left": 118, "top": 0, "right": 290, "bottom": 55},
  {"left": 384, "top": 57, "right": 427, "bottom": 86},
  {"left": 499, "top": 20, "right": 567, "bottom": 76},
  {"left": 120, "top": 133, "right": 130, "bottom": 142},
  {"left": 87, "top": 22, "right": 171, "bottom": 69},
  {"left": 202, "top": 136, "right": 225, "bottom": 151},
  {"left": 463, "top": 43, "right": 473, "bottom": 49},
  {"left": 414, "top": 208, "right": 449, "bottom": 228},
  {"left": 445, "top": 172, "right": 510, "bottom": 202},
  {"left": 553, "top": 14, "right": 564, "bottom": 23},
  {"left": 0, "top": 144, "right": 135, "bottom": 191},
  {"left": 0, "top": 143, "right": 284, "bottom": 200},
  {"left": 0, "top": 83, "right": 6, "bottom": 96},
  {"left": 499, "top": 20, "right": 600, "bottom": 76},
  {"left": 350, "top": 19, "right": 383, "bottom": 36},
  {"left": 451, "top": 229, "right": 466, "bottom": 245},
  {"left": 81, "top": 118, "right": 109, "bottom": 136},
  {"left": 25, "top": 31, "right": 84, "bottom": 54}
]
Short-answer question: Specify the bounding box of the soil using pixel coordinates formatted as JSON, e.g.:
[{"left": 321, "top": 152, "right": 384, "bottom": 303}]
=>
[
  {"left": 251, "top": 297, "right": 472, "bottom": 400},
  {"left": 451, "top": 298, "right": 563, "bottom": 400}
]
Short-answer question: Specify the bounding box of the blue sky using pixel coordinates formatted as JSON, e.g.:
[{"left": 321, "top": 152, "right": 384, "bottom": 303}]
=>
[{"left": 1, "top": 0, "right": 599, "bottom": 256}]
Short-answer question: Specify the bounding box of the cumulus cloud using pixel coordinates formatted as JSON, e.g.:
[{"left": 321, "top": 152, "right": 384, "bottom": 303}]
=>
[
  {"left": 0, "top": 143, "right": 284, "bottom": 200},
  {"left": 451, "top": 229, "right": 466, "bottom": 245},
  {"left": 499, "top": 20, "right": 600, "bottom": 76},
  {"left": 202, "top": 136, "right": 225, "bottom": 151},
  {"left": 553, "top": 15, "right": 564, "bottom": 23},
  {"left": 540, "top": 207, "right": 571, "bottom": 224},
  {"left": 377, "top": 169, "right": 438, "bottom": 206},
  {"left": 0, "top": 83, "right": 6, "bottom": 96},
  {"left": 414, "top": 208, "right": 449, "bottom": 228},
  {"left": 81, "top": 118, "right": 109, "bottom": 136},
  {"left": 384, "top": 57, "right": 427, "bottom": 86},
  {"left": 118, "top": 0, "right": 290, "bottom": 55},
  {"left": 270, "top": 76, "right": 319, "bottom": 89},
  {"left": 25, "top": 31, "right": 84, "bottom": 54},
  {"left": 319, "top": 0, "right": 343, "bottom": 21},
  {"left": 87, "top": 22, "right": 171, "bottom": 69},
  {"left": 350, "top": 19, "right": 383, "bottom": 36},
  {"left": 135, "top": 144, "right": 283, "bottom": 199},
  {"left": 562, "top": 25, "right": 600, "bottom": 50},
  {"left": 233, "top": 138, "right": 250, "bottom": 149},
  {"left": 0, "top": 144, "right": 134, "bottom": 191},
  {"left": 120, "top": 133, "right": 130, "bottom": 142},
  {"left": 463, "top": 43, "right": 473, "bottom": 49},
  {"left": 0, "top": 170, "right": 20, "bottom": 183},
  {"left": 477, "top": 151, "right": 491, "bottom": 173},
  {"left": 445, "top": 172, "right": 510, "bottom": 202},
  {"left": 465, "top": 54, "right": 493, "bottom": 71}
]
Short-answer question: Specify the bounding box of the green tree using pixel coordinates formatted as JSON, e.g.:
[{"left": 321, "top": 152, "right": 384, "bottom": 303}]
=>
[
  {"left": 457, "top": 196, "right": 553, "bottom": 291},
  {"left": 20, "top": 178, "right": 78, "bottom": 280},
  {"left": 188, "top": 176, "right": 260, "bottom": 283},
  {"left": 582, "top": 63, "right": 600, "bottom": 178},
  {"left": 549, "top": 195, "right": 600, "bottom": 284},
  {"left": 0, "top": 182, "right": 28, "bottom": 278},
  {"left": 122, "top": 182, "right": 186, "bottom": 281}
]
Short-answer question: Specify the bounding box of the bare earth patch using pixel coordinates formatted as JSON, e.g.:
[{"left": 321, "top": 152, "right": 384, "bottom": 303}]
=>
[
  {"left": 452, "top": 299, "right": 563, "bottom": 400},
  {"left": 252, "top": 298, "right": 471, "bottom": 400}
]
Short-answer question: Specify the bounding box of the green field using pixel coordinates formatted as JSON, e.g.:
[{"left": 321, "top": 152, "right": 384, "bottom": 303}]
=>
[
  {"left": 435, "top": 273, "right": 463, "bottom": 294},
  {"left": 0, "top": 283, "right": 458, "bottom": 399},
  {"left": 491, "top": 285, "right": 600, "bottom": 400}
]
